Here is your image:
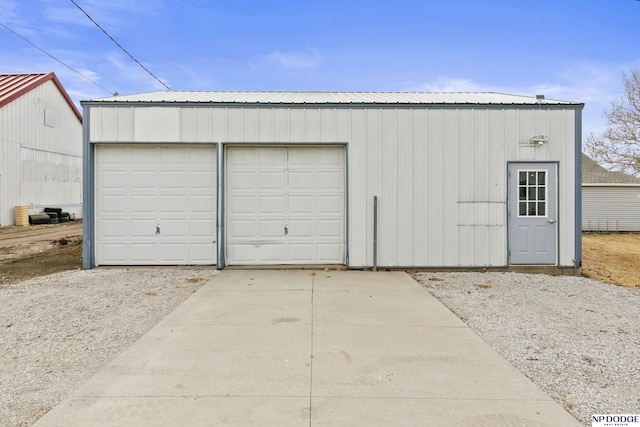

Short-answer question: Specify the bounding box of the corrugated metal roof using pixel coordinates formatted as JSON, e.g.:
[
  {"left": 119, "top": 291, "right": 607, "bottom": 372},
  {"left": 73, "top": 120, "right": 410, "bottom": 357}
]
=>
[
  {"left": 0, "top": 72, "right": 82, "bottom": 121},
  {"left": 582, "top": 153, "right": 640, "bottom": 184},
  {"left": 87, "top": 90, "right": 581, "bottom": 106}
]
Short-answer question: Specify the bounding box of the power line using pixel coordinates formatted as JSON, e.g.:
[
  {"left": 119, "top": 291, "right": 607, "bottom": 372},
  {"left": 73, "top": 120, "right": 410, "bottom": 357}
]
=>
[
  {"left": 0, "top": 21, "right": 115, "bottom": 95},
  {"left": 69, "top": 0, "right": 171, "bottom": 90}
]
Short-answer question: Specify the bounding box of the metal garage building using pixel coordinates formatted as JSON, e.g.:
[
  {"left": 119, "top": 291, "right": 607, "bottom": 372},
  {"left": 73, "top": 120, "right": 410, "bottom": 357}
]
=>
[
  {"left": 81, "top": 91, "right": 583, "bottom": 271},
  {"left": 1, "top": 72, "right": 83, "bottom": 225}
]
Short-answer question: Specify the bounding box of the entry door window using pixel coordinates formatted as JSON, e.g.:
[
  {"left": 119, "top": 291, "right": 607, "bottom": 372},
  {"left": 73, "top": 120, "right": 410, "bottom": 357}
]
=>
[{"left": 518, "top": 170, "right": 547, "bottom": 217}]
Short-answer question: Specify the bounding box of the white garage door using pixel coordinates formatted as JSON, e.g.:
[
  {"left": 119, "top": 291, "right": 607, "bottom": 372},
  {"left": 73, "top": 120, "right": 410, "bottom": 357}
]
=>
[
  {"left": 96, "top": 145, "right": 216, "bottom": 265},
  {"left": 226, "top": 146, "right": 345, "bottom": 265}
]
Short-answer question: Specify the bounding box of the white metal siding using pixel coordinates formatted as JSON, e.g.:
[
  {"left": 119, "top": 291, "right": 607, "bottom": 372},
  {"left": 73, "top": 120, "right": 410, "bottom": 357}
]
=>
[
  {"left": 96, "top": 145, "right": 216, "bottom": 265},
  {"left": 583, "top": 186, "right": 640, "bottom": 232},
  {"left": 0, "top": 80, "right": 82, "bottom": 224},
  {"left": 89, "top": 105, "right": 578, "bottom": 268}
]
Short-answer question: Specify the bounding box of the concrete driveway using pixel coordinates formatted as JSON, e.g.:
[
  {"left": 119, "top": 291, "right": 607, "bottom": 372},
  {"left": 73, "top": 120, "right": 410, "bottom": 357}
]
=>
[{"left": 35, "top": 270, "right": 581, "bottom": 426}]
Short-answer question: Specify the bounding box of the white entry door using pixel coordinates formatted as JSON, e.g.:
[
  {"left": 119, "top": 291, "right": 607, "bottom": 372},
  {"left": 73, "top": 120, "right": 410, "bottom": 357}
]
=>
[
  {"left": 225, "top": 146, "right": 345, "bottom": 265},
  {"left": 508, "top": 162, "right": 557, "bottom": 265},
  {"left": 96, "top": 145, "right": 216, "bottom": 265}
]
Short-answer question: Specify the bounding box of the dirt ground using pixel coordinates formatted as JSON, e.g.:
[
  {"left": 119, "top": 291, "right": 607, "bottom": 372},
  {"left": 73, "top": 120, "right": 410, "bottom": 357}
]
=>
[
  {"left": 0, "top": 222, "right": 82, "bottom": 286},
  {"left": 581, "top": 232, "right": 640, "bottom": 289},
  {"left": 0, "top": 223, "right": 638, "bottom": 288}
]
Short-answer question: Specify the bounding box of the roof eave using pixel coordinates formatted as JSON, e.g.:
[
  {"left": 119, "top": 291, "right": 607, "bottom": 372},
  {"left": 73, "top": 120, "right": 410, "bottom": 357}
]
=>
[
  {"left": 48, "top": 73, "right": 83, "bottom": 123},
  {"left": 0, "top": 72, "right": 82, "bottom": 123},
  {"left": 81, "top": 99, "right": 584, "bottom": 109}
]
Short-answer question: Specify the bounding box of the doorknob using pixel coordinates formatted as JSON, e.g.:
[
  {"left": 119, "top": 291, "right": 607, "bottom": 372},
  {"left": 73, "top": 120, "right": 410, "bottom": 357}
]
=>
[{"left": 548, "top": 219, "right": 556, "bottom": 224}]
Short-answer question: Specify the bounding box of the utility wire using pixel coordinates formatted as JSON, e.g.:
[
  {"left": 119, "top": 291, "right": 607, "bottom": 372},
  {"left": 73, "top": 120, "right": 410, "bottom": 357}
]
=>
[
  {"left": 0, "top": 21, "right": 114, "bottom": 95},
  {"left": 69, "top": 0, "right": 171, "bottom": 90}
]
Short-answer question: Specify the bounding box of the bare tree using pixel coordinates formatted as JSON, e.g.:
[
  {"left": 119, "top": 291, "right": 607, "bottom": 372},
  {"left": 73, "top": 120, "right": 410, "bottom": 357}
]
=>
[{"left": 586, "top": 68, "right": 640, "bottom": 177}]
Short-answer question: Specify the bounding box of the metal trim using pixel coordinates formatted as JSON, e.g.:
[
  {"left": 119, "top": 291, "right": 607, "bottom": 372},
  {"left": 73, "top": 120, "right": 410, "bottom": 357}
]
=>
[{"left": 82, "top": 105, "right": 95, "bottom": 269}]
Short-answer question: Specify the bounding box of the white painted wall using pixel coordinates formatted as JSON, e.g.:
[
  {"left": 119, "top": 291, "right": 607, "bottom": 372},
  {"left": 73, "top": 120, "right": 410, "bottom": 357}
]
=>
[
  {"left": 0, "top": 80, "right": 82, "bottom": 225},
  {"left": 88, "top": 104, "right": 579, "bottom": 267}
]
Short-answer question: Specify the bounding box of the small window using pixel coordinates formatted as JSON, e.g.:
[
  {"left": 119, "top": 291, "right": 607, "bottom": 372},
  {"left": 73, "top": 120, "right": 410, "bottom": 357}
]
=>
[
  {"left": 517, "top": 169, "right": 547, "bottom": 217},
  {"left": 44, "top": 108, "right": 55, "bottom": 128}
]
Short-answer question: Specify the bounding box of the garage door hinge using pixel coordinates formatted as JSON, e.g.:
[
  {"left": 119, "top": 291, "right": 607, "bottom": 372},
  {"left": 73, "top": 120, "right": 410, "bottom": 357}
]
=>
[
  {"left": 156, "top": 225, "right": 160, "bottom": 235},
  {"left": 284, "top": 225, "right": 288, "bottom": 236}
]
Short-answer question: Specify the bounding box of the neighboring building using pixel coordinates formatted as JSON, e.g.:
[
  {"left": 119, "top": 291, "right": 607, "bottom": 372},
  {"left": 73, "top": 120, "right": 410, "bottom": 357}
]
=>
[
  {"left": 582, "top": 153, "right": 640, "bottom": 232},
  {"left": 0, "top": 72, "right": 83, "bottom": 225},
  {"left": 81, "top": 91, "right": 583, "bottom": 271}
]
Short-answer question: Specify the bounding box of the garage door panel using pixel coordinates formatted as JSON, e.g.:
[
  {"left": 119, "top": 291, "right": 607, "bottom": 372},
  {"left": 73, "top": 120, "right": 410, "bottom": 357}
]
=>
[
  {"left": 160, "top": 220, "right": 186, "bottom": 236},
  {"left": 317, "top": 219, "right": 343, "bottom": 237},
  {"left": 260, "top": 219, "right": 285, "bottom": 237},
  {"left": 190, "top": 195, "right": 215, "bottom": 212},
  {"left": 288, "top": 171, "right": 314, "bottom": 190},
  {"left": 317, "top": 171, "right": 343, "bottom": 190},
  {"left": 288, "top": 243, "right": 313, "bottom": 261},
  {"left": 102, "top": 243, "right": 128, "bottom": 262},
  {"left": 101, "top": 219, "right": 128, "bottom": 237},
  {"left": 289, "top": 195, "right": 314, "bottom": 214},
  {"left": 190, "top": 219, "right": 215, "bottom": 236},
  {"left": 259, "top": 243, "right": 286, "bottom": 262},
  {"left": 228, "top": 195, "right": 256, "bottom": 215},
  {"left": 101, "top": 195, "right": 129, "bottom": 213},
  {"left": 97, "top": 145, "right": 216, "bottom": 266},
  {"left": 160, "top": 244, "right": 187, "bottom": 261},
  {"left": 189, "top": 147, "right": 216, "bottom": 164},
  {"left": 100, "top": 149, "right": 126, "bottom": 163},
  {"left": 287, "top": 148, "right": 314, "bottom": 167},
  {"left": 227, "top": 244, "right": 259, "bottom": 264},
  {"left": 130, "top": 244, "right": 157, "bottom": 261},
  {"left": 288, "top": 220, "right": 313, "bottom": 238},
  {"left": 318, "top": 151, "right": 344, "bottom": 165},
  {"left": 259, "top": 148, "right": 286, "bottom": 165},
  {"left": 226, "top": 146, "right": 345, "bottom": 265},
  {"left": 317, "top": 244, "right": 343, "bottom": 262},
  {"left": 189, "top": 243, "right": 215, "bottom": 262},
  {"left": 228, "top": 171, "right": 256, "bottom": 190},
  {"left": 317, "top": 195, "right": 342, "bottom": 214},
  {"left": 160, "top": 170, "right": 187, "bottom": 188},
  {"left": 259, "top": 195, "right": 285, "bottom": 213},
  {"left": 160, "top": 195, "right": 188, "bottom": 213},
  {"left": 190, "top": 170, "right": 215, "bottom": 187},
  {"left": 130, "top": 171, "right": 158, "bottom": 188},
  {"left": 228, "top": 219, "right": 256, "bottom": 237},
  {"left": 131, "top": 147, "right": 157, "bottom": 164},
  {"left": 101, "top": 170, "right": 128, "bottom": 188},
  {"left": 129, "top": 219, "right": 157, "bottom": 237},
  {"left": 259, "top": 171, "right": 286, "bottom": 189},
  {"left": 160, "top": 147, "right": 187, "bottom": 164},
  {"left": 131, "top": 195, "right": 157, "bottom": 213}
]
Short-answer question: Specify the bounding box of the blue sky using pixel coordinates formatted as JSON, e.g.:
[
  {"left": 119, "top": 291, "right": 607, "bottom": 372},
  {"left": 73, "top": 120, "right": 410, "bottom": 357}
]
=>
[{"left": 2, "top": 0, "right": 640, "bottom": 137}]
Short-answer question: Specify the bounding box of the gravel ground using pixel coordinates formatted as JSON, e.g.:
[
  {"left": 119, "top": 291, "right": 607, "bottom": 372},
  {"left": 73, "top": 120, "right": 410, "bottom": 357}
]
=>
[
  {"left": 415, "top": 271, "right": 640, "bottom": 427},
  {"left": 2, "top": 269, "right": 638, "bottom": 426},
  {"left": 0, "top": 268, "right": 217, "bottom": 427}
]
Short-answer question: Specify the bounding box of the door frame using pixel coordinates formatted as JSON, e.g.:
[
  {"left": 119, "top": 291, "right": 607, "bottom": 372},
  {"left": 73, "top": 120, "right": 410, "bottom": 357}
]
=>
[{"left": 507, "top": 161, "right": 559, "bottom": 265}]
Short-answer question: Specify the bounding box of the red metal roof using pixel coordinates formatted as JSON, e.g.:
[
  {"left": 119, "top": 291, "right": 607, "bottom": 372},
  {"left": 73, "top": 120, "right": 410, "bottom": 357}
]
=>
[{"left": 0, "top": 72, "right": 82, "bottom": 122}]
